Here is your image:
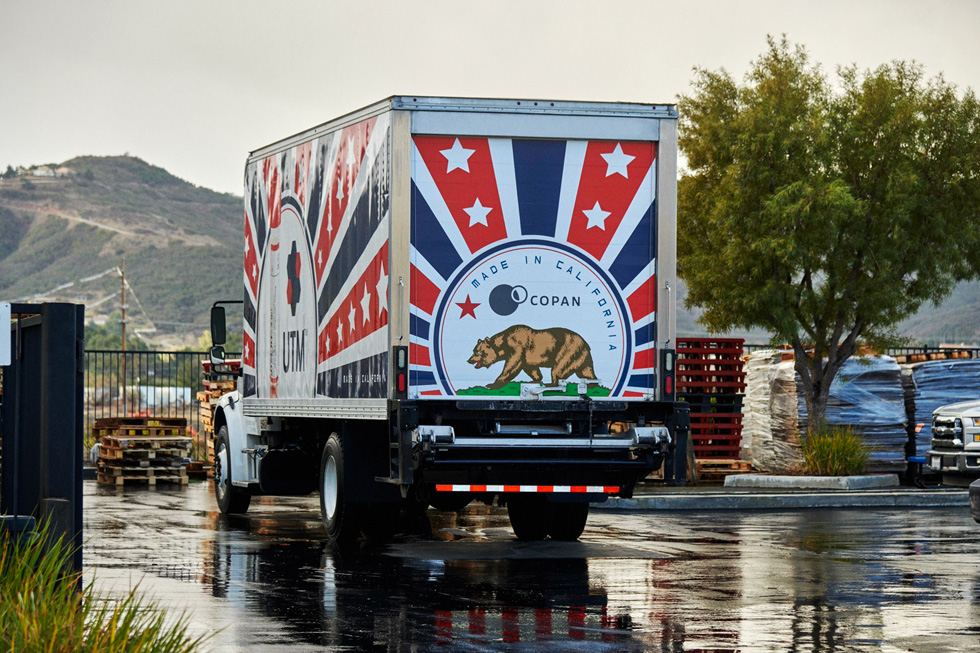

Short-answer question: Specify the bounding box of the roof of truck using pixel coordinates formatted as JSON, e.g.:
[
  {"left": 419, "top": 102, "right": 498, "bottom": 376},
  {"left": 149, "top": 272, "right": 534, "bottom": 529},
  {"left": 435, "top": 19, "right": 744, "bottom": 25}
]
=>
[{"left": 247, "top": 95, "right": 677, "bottom": 162}]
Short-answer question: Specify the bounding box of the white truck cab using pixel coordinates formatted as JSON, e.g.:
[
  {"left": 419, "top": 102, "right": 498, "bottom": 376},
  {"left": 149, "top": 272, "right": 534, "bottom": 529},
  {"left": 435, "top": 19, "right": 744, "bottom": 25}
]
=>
[{"left": 926, "top": 399, "right": 980, "bottom": 486}]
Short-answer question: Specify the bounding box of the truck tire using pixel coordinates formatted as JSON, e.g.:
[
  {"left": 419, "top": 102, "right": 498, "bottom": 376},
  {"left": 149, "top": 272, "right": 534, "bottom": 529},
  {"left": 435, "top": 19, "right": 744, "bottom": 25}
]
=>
[
  {"left": 507, "top": 495, "right": 550, "bottom": 540},
  {"left": 320, "top": 433, "right": 362, "bottom": 545},
  {"left": 214, "top": 427, "right": 251, "bottom": 514},
  {"left": 548, "top": 502, "right": 589, "bottom": 541}
]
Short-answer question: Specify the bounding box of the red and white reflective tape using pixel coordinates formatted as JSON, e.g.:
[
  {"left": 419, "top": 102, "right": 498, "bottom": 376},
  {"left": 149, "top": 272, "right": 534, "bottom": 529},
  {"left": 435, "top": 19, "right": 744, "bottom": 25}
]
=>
[{"left": 434, "top": 484, "right": 619, "bottom": 494}]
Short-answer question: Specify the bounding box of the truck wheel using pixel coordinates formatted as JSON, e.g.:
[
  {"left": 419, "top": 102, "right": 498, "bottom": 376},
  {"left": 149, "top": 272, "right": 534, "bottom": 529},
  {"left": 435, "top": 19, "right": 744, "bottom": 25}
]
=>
[
  {"left": 507, "top": 495, "right": 550, "bottom": 540},
  {"left": 214, "top": 426, "right": 251, "bottom": 514},
  {"left": 320, "top": 433, "right": 362, "bottom": 545},
  {"left": 549, "top": 502, "right": 589, "bottom": 541}
]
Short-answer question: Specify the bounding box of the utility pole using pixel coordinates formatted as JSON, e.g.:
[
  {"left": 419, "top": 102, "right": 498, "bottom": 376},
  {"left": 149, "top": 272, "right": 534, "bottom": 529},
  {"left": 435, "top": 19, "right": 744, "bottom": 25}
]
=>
[{"left": 120, "top": 259, "right": 127, "bottom": 414}]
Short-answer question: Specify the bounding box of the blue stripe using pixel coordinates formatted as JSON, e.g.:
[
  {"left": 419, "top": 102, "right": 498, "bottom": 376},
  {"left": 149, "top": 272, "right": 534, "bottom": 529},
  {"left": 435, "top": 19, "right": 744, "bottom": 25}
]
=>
[
  {"left": 513, "top": 139, "right": 566, "bottom": 237},
  {"left": 410, "top": 314, "right": 430, "bottom": 340},
  {"left": 609, "top": 204, "right": 656, "bottom": 288},
  {"left": 411, "top": 181, "right": 462, "bottom": 279},
  {"left": 305, "top": 137, "right": 331, "bottom": 237},
  {"left": 628, "top": 374, "right": 656, "bottom": 389},
  {"left": 411, "top": 370, "right": 436, "bottom": 386},
  {"left": 634, "top": 324, "right": 655, "bottom": 347}
]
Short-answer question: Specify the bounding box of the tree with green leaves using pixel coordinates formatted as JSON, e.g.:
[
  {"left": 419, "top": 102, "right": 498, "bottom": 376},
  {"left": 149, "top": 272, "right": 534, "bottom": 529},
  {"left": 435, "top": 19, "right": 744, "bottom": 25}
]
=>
[{"left": 678, "top": 36, "right": 980, "bottom": 428}]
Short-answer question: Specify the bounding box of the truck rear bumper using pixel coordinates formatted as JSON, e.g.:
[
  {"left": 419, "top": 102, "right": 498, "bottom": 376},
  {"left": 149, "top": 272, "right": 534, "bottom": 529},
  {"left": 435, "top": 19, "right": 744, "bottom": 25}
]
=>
[{"left": 417, "top": 448, "right": 664, "bottom": 498}]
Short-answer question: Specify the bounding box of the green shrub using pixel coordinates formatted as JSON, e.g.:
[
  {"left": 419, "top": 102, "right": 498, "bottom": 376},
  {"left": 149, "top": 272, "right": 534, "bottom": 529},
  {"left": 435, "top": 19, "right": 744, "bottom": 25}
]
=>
[
  {"left": 800, "top": 424, "right": 869, "bottom": 476},
  {"left": 1, "top": 520, "right": 207, "bottom": 652}
]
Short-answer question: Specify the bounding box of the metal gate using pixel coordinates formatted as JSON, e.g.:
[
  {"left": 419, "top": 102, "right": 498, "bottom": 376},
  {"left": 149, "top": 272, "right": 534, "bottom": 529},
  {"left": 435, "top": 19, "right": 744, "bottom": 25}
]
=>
[{"left": 83, "top": 349, "right": 239, "bottom": 460}]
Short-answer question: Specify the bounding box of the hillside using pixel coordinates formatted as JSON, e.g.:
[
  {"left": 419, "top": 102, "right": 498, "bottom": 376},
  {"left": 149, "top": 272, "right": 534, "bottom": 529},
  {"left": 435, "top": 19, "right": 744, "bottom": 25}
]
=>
[
  {"left": 0, "top": 156, "right": 241, "bottom": 347},
  {"left": 0, "top": 155, "right": 976, "bottom": 348}
]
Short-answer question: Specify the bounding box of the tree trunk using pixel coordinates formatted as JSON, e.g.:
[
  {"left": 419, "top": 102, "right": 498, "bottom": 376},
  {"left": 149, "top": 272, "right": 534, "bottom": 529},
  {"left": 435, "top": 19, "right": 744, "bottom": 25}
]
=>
[{"left": 794, "top": 344, "right": 853, "bottom": 436}]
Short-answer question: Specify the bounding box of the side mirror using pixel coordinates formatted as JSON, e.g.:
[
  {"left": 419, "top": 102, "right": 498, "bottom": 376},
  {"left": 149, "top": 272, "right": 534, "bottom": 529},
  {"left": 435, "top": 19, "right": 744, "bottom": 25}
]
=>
[
  {"left": 211, "top": 305, "right": 227, "bottom": 346},
  {"left": 209, "top": 344, "right": 226, "bottom": 366}
]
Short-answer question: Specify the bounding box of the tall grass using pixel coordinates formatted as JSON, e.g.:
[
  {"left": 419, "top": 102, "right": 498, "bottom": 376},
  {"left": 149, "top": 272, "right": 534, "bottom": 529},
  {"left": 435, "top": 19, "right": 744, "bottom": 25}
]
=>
[
  {"left": 800, "top": 424, "right": 870, "bottom": 476},
  {"left": 1, "top": 521, "right": 207, "bottom": 652}
]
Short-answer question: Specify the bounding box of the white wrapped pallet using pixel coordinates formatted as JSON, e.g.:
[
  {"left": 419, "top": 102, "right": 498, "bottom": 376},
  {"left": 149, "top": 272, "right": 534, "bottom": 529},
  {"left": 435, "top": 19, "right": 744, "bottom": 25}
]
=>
[{"left": 741, "top": 350, "right": 801, "bottom": 472}]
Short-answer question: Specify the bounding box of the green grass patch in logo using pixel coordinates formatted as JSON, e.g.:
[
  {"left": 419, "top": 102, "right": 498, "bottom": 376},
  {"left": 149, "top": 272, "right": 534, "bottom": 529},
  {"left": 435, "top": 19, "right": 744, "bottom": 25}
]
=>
[{"left": 457, "top": 382, "right": 611, "bottom": 397}]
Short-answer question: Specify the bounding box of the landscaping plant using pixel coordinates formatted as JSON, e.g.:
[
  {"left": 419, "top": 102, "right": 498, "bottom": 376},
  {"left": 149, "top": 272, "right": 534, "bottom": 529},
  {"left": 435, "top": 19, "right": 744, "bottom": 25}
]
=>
[
  {"left": 1, "top": 520, "right": 207, "bottom": 652},
  {"left": 800, "top": 424, "right": 869, "bottom": 476}
]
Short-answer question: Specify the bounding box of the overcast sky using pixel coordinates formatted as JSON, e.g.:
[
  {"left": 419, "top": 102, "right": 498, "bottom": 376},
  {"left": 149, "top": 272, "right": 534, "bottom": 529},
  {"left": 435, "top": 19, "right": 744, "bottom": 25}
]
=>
[{"left": 2, "top": 0, "right": 977, "bottom": 195}]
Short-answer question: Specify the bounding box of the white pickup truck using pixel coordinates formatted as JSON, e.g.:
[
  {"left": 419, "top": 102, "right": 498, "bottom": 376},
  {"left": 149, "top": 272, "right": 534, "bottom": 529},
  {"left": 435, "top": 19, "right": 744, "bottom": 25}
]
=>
[{"left": 925, "top": 399, "right": 980, "bottom": 486}]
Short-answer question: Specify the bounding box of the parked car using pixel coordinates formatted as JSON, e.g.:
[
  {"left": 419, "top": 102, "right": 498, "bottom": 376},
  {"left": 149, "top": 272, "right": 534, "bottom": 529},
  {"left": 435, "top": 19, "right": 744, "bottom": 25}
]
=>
[
  {"left": 925, "top": 399, "right": 980, "bottom": 487},
  {"left": 971, "top": 479, "right": 980, "bottom": 524}
]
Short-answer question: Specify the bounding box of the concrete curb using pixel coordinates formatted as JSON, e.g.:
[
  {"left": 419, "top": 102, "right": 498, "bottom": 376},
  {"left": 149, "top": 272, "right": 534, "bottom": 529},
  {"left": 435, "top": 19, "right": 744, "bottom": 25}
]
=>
[
  {"left": 724, "top": 474, "right": 899, "bottom": 490},
  {"left": 595, "top": 490, "right": 970, "bottom": 511}
]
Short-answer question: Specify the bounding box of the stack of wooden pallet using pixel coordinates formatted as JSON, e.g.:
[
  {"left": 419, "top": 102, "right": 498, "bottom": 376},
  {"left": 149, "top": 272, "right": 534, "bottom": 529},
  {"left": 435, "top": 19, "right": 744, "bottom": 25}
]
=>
[
  {"left": 677, "top": 338, "right": 748, "bottom": 470},
  {"left": 199, "top": 360, "right": 239, "bottom": 475},
  {"left": 96, "top": 417, "right": 190, "bottom": 487}
]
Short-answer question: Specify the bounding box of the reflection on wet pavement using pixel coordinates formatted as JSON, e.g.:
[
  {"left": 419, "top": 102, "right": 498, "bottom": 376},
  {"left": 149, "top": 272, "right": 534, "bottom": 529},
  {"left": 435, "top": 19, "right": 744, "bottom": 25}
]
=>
[{"left": 84, "top": 481, "right": 980, "bottom": 651}]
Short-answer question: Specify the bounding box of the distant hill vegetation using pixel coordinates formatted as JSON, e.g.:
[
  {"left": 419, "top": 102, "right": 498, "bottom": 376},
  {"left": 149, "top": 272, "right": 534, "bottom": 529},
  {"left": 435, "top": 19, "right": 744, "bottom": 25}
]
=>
[
  {"left": 0, "top": 155, "right": 975, "bottom": 348},
  {"left": 0, "top": 156, "right": 241, "bottom": 348}
]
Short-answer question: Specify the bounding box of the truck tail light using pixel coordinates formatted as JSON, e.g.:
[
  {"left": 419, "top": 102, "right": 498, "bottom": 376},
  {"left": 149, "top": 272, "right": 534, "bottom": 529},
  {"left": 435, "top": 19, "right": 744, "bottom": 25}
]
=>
[
  {"left": 660, "top": 348, "right": 675, "bottom": 400},
  {"left": 394, "top": 345, "right": 408, "bottom": 400}
]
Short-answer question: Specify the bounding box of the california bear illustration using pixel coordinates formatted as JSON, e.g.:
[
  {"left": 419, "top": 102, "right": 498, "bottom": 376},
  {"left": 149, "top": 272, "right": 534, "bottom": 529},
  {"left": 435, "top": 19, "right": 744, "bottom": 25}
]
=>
[{"left": 467, "top": 325, "right": 598, "bottom": 390}]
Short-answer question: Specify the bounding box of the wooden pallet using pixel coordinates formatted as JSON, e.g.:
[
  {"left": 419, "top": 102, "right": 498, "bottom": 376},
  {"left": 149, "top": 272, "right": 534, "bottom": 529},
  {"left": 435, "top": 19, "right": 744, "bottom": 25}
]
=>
[
  {"left": 94, "top": 416, "right": 187, "bottom": 428},
  {"left": 100, "top": 434, "right": 191, "bottom": 450},
  {"left": 99, "top": 445, "right": 187, "bottom": 460},
  {"left": 95, "top": 425, "right": 187, "bottom": 438},
  {"left": 893, "top": 350, "right": 974, "bottom": 364},
  {"left": 696, "top": 459, "right": 754, "bottom": 482},
  {"left": 97, "top": 464, "right": 188, "bottom": 486}
]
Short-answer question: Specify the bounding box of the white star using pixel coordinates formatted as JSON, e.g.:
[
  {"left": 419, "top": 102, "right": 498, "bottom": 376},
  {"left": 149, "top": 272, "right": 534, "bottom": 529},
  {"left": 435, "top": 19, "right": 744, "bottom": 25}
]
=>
[
  {"left": 335, "top": 180, "right": 345, "bottom": 202},
  {"left": 375, "top": 265, "right": 389, "bottom": 317},
  {"left": 346, "top": 136, "right": 357, "bottom": 167},
  {"left": 601, "top": 143, "right": 635, "bottom": 178},
  {"left": 244, "top": 237, "right": 250, "bottom": 256},
  {"left": 325, "top": 334, "right": 331, "bottom": 355},
  {"left": 336, "top": 321, "right": 344, "bottom": 345},
  {"left": 317, "top": 249, "right": 323, "bottom": 271},
  {"left": 440, "top": 138, "right": 475, "bottom": 173},
  {"left": 251, "top": 263, "right": 257, "bottom": 279},
  {"left": 360, "top": 284, "right": 372, "bottom": 325},
  {"left": 583, "top": 201, "right": 611, "bottom": 230},
  {"left": 348, "top": 304, "right": 357, "bottom": 333},
  {"left": 463, "top": 198, "right": 492, "bottom": 227},
  {"left": 244, "top": 342, "right": 250, "bottom": 361}
]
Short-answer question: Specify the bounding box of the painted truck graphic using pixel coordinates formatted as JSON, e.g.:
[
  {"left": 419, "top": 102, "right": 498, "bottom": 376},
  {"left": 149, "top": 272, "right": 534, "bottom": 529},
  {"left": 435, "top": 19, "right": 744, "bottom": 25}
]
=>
[
  {"left": 243, "top": 127, "right": 657, "bottom": 401},
  {"left": 411, "top": 135, "right": 657, "bottom": 399},
  {"left": 242, "top": 115, "right": 390, "bottom": 400},
  {"left": 212, "top": 97, "right": 681, "bottom": 545}
]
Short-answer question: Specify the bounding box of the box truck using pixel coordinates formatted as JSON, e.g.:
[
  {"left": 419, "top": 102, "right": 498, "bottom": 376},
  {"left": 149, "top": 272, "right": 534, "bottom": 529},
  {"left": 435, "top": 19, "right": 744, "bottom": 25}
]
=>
[{"left": 208, "top": 96, "right": 687, "bottom": 543}]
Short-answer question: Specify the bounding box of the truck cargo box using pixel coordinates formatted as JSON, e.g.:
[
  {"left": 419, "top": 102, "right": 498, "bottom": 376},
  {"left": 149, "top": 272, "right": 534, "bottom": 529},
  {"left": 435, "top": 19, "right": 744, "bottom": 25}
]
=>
[{"left": 240, "top": 97, "right": 678, "bottom": 415}]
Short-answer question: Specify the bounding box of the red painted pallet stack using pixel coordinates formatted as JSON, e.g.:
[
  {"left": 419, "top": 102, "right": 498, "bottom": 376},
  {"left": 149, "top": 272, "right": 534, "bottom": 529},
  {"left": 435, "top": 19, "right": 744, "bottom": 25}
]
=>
[{"left": 676, "top": 338, "right": 746, "bottom": 461}]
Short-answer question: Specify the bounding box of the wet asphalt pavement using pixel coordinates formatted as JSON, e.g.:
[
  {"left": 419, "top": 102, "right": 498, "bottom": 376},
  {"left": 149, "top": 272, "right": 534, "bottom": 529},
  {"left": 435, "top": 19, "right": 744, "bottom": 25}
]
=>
[{"left": 83, "top": 480, "right": 980, "bottom": 652}]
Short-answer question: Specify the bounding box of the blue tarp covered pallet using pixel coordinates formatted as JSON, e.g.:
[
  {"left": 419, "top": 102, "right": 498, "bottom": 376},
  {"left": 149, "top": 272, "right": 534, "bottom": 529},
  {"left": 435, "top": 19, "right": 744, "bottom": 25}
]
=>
[
  {"left": 910, "top": 359, "right": 980, "bottom": 454},
  {"left": 797, "top": 357, "right": 908, "bottom": 471}
]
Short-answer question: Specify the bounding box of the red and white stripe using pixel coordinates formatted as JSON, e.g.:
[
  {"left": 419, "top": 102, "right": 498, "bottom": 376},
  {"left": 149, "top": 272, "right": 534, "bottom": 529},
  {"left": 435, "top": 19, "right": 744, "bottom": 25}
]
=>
[
  {"left": 435, "top": 484, "right": 619, "bottom": 494},
  {"left": 413, "top": 136, "right": 510, "bottom": 255}
]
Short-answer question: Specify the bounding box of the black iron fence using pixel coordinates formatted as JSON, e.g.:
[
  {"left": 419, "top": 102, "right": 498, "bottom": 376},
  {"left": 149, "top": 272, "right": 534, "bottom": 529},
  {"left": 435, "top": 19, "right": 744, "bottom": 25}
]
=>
[{"left": 83, "top": 350, "right": 239, "bottom": 459}]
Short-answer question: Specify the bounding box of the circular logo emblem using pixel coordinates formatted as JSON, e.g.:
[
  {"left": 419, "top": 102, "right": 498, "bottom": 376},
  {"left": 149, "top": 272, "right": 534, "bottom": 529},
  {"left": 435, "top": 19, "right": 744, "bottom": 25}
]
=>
[
  {"left": 432, "top": 240, "right": 630, "bottom": 397},
  {"left": 256, "top": 203, "right": 317, "bottom": 398}
]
